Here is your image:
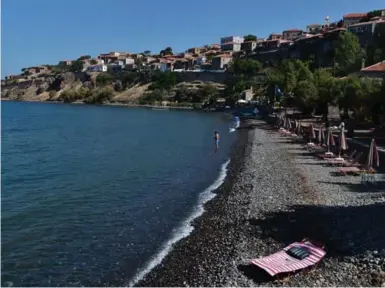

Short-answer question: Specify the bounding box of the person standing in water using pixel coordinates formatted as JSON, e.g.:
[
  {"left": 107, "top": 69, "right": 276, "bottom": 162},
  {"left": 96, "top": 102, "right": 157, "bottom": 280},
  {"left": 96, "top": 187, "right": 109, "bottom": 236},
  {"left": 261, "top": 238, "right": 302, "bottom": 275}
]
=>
[{"left": 214, "top": 131, "right": 220, "bottom": 152}]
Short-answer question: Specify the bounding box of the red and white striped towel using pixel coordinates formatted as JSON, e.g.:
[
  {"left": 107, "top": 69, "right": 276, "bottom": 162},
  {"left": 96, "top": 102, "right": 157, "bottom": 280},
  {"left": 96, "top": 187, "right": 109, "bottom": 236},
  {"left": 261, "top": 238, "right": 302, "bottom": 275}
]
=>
[{"left": 250, "top": 241, "right": 326, "bottom": 276}]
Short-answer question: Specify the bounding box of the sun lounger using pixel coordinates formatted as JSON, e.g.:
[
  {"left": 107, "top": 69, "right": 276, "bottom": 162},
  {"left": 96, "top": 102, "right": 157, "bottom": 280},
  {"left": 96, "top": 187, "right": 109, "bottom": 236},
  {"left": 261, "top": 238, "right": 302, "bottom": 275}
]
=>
[
  {"left": 340, "top": 152, "right": 363, "bottom": 167},
  {"left": 326, "top": 150, "right": 358, "bottom": 166},
  {"left": 250, "top": 240, "right": 326, "bottom": 277},
  {"left": 317, "top": 152, "right": 336, "bottom": 159},
  {"left": 338, "top": 166, "right": 377, "bottom": 176}
]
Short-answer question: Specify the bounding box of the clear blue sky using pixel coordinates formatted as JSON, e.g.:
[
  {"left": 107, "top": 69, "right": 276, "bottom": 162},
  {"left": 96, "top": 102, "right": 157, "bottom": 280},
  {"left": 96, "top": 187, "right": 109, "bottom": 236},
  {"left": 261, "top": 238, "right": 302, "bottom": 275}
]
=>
[{"left": 1, "top": 0, "right": 383, "bottom": 77}]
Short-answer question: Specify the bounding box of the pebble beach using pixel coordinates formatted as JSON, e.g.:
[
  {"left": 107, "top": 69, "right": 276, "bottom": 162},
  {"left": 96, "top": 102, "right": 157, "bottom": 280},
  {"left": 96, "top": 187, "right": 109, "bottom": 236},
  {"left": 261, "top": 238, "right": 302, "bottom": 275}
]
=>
[{"left": 134, "top": 119, "right": 385, "bottom": 287}]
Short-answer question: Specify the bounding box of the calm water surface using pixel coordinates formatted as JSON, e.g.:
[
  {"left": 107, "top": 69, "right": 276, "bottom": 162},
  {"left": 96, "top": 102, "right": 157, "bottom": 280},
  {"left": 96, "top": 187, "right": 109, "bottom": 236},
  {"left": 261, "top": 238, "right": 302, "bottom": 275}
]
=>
[{"left": 1, "top": 101, "right": 235, "bottom": 286}]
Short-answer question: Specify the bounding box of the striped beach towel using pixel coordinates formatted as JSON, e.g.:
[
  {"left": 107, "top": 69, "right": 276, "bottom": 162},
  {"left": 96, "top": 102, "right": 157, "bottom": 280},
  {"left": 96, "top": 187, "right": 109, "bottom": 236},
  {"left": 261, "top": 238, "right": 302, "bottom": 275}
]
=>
[{"left": 250, "top": 241, "right": 326, "bottom": 276}]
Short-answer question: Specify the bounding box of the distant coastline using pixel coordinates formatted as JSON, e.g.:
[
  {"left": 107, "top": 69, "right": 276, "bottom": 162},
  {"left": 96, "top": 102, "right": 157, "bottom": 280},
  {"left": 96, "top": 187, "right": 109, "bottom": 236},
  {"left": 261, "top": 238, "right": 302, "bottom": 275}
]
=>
[{"left": 1, "top": 98, "right": 195, "bottom": 110}]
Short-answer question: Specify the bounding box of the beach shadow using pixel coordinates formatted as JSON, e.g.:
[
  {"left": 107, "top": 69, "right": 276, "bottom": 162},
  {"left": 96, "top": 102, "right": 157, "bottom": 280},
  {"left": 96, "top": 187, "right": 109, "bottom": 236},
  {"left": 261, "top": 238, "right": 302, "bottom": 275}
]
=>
[
  {"left": 317, "top": 180, "right": 385, "bottom": 193},
  {"left": 248, "top": 203, "right": 385, "bottom": 258},
  {"left": 237, "top": 264, "right": 273, "bottom": 284}
]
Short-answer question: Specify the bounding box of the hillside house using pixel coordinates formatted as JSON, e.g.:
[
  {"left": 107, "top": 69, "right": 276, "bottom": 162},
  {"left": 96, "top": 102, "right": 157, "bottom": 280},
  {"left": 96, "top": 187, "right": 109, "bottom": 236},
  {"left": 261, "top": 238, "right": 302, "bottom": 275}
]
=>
[
  {"left": 359, "top": 61, "right": 385, "bottom": 78},
  {"left": 282, "top": 29, "right": 303, "bottom": 41},
  {"left": 188, "top": 47, "right": 202, "bottom": 54},
  {"left": 267, "top": 34, "right": 282, "bottom": 40},
  {"left": 306, "top": 24, "right": 325, "bottom": 34},
  {"left": 343, "top": 13, "right": 367, "bottom": 27},
  {"left": 211, "top": 55, "right": 232, "bottom": 70},
  {"left": 241, "top": 41, "right": 257, "bottom": 53},
  {"left": 347, "top": 19, "right": 385, "bottom": 46},
  {"left": 87, "top": 65, "right": 107, "bottom": 72},
  {"left": 220, "top": 36, "right": 244, "bottom": 52},
  {"left": 58, "top": 60, "right": 72, "bottom": 66}
]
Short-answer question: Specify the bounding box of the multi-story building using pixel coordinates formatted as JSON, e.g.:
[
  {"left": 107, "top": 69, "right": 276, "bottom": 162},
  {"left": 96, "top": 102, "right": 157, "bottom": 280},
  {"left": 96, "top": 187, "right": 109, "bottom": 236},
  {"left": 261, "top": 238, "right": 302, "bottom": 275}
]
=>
[
  {"left": 241, "top": 41, "right": 257, "bottom": 53},
  {"left": 187, "top": 47, "right": 202, "bottom": 54},
  {"left": 160, "top": 60, "right": 174, "bottom": 72},
  {"left": 306, "top": 24, "right": 325, "bottom": 34},
  {"left": 347, "top": 19, "right": 385, "bottom": 46},
  {"left": 195, "top": 56, "right": 207, "bottom": 66},
  {"left": 343, "top": 13, "right": 367, "bottom": 27},
  {"left": 58, "top": 60, "right": 72, "bottom": 66},
  {"left": 211, "top": 54, "right": 232, "bottom": 70},
  {"left": 267, "top": 34, "right": 282, "bottom": 40},
  {"left": 87, "top": 65, "right": 107, "bottom": 72},
  {"left": 282, "top": 29, "right": 303, "bottom": 41},
  {"left": 221, "top": 42, "right": 242, "bottom": 52},
  {"left": 220, "top": 36, "right": 244, "bottom": 52}
]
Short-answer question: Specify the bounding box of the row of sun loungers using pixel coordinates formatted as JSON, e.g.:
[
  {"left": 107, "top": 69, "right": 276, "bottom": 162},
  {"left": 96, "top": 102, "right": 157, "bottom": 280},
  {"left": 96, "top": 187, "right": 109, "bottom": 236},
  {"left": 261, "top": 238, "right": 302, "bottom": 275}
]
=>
[{"left": 248, "top": 117, "right": 380, "bottom": 282}]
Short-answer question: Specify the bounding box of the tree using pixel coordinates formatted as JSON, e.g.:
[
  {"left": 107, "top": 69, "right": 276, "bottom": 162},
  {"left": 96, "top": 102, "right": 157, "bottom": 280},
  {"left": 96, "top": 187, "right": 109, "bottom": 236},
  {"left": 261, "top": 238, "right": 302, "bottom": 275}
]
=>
[
  {"left": 160, "top": 47, "right": 173, "bottom": 57},
  {"left": 333, "top": 32, "right": 362, "bottom": 75},
  {"left": 143, "top": 50, "right": 151, "bottom": 56},
  {"left": 359, "top": 10, "right": 382, "bottom": 22},
  {"left": 229, "top": 59, "right": 262, "bottom": 77},
  {"left": 293, "top": 79, "right": 318, "bottom": 114},
  {"left": 244, "top": 34, "right": 257, "bottom": 42},
  {"left": 70, "top": 60, "right": 84, "bottom": 72},
  {"left": 114, "top": 80, "right": 123, "bottom": 92},
  {"left": 90, "top": 59, "right": 98, "bottom": 65},
  {"left": 77, "top": 55, "right": 91, "bottom": 61},
  {"left": 313, "top": 69, "right": 335, "bottom": 120},
  {"left": 96, "top": 73, "right": 113, "bottom": 86},
  {"left": 201, "top": 84, "right": 219, "bottom": 103}
]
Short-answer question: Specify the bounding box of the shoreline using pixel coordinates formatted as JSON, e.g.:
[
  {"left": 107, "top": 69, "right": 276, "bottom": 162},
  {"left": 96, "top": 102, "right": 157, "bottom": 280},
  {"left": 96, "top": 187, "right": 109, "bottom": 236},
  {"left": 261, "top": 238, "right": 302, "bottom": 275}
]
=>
[
  {"left": 1, "top": 98, "right": 195, "bottom": 110},
  {"left": 134, "top": 119, "right": 385, "bottom": 287},
  {"left": 133, "top": 120, "right": 254, "bottom": 286}
]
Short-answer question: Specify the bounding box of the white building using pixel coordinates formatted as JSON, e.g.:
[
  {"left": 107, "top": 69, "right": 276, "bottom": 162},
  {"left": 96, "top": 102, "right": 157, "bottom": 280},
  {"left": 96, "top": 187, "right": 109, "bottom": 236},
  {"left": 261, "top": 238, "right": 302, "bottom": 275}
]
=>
[
  {"left": 195, "top": 56, "right": 207, "bottom": 66},
  {"left": 87, "top": 65, "right": 107, "bottom": 72},
  {"left": 220, "top": 36, "right": 244, "bottom": 52},
  {"left": 220, "top": 36, "right": 244, "bottom": 44}
]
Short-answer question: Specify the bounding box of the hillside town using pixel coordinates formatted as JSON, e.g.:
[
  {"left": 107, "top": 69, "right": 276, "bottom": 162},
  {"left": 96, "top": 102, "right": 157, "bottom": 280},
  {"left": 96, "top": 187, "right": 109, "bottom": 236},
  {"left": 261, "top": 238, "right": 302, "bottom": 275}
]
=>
[{"left": 3, "top": 9, "right": 385, "bottom": 83}]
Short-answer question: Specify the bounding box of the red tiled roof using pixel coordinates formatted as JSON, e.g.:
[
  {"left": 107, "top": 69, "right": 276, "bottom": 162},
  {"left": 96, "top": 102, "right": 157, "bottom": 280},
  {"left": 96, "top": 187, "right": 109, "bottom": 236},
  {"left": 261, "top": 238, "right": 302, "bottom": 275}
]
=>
[
  {"left": 242, "top": 40, "right": 257, "bottom": 43},
  {"left": 343, "top": 13, "right": 367, "bottom": 19},
  {"left": 361, "top": 61, "right": 385, "bottom": 72},
  {"left": 270, "top": 33, "right": 282, "bottom": 36}
]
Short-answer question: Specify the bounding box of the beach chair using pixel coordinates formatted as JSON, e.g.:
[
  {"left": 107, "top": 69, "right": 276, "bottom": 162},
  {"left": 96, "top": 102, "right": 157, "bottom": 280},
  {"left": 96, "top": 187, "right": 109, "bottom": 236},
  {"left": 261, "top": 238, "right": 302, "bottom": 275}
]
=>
[
  {"left": 340, "top": 151, "right": 363, "bottom": 167},
  {"left": 338, "top": 166, "right": 377, "bottom": 176},
  {"left": 326, "top": 150, "right": 358, "bottom": 166},
  {"left": 250, "top": 240, "right": 326, "bottom": 277}
]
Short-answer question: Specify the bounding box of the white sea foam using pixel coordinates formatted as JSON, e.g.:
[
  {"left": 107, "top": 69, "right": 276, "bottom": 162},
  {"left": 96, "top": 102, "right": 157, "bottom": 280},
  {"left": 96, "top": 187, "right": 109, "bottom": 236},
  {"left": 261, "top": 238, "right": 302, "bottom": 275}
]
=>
[{"left": 128, "top": 159, "right": 231, "bottom": 287}]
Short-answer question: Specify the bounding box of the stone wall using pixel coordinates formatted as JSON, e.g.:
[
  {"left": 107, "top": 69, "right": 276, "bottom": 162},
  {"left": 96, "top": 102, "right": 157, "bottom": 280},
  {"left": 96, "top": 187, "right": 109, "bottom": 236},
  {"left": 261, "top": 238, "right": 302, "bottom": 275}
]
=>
[{"left": 177, "top": 71, "right": 233, "bottom": 84}]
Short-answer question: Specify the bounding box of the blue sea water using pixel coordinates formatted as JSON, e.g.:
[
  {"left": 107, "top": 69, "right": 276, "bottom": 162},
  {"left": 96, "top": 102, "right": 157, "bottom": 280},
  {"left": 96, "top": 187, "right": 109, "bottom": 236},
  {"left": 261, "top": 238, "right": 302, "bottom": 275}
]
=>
[{"left": 1, "top": 101, "right": 235, "bottom": 287}]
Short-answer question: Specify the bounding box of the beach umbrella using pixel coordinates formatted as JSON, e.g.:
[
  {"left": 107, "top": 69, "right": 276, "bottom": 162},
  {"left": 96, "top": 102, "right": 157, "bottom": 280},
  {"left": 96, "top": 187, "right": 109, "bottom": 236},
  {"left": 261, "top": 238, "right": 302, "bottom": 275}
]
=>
[
  {"left": 337, "top": 127, "right": 347, "bottom": 159},
  {"left": 318, "top": 127, "right": 324, "bottom": 144},
  {"left": 366, "top": 138, "right": 380, "bottom": 170},
  {"left": 287, "top": 118, "right": 292, "bottom": 131},
  {"left": 296, "top": 120, "right": 301, "bottom": 135},
  {"left": 309, "top": 124, "right": 316, "bottom": 139},
  {"left": 326, "top": 127, "right": 335, "bottom": 153}
]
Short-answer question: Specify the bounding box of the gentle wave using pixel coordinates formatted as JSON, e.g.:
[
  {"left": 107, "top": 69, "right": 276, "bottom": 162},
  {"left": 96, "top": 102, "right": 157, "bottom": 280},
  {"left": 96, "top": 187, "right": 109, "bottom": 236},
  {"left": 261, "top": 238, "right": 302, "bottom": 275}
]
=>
[{"left": 128, "top": 159, "right": 231, "bottom": 286}]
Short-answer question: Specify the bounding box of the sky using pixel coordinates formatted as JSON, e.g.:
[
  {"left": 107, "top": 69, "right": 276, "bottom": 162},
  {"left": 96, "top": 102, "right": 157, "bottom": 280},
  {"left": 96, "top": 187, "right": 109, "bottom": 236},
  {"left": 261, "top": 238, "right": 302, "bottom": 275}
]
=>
[{"left": 1, "top": 0, "right": 384, "bottom": 77}]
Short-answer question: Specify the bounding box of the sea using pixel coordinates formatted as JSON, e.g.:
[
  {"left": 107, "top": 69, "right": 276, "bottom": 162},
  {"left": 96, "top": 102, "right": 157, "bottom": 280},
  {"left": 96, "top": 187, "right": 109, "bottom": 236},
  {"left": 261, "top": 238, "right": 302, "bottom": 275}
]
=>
[{"left": 1, "top": 101, "right": 236, "bottom": 287}]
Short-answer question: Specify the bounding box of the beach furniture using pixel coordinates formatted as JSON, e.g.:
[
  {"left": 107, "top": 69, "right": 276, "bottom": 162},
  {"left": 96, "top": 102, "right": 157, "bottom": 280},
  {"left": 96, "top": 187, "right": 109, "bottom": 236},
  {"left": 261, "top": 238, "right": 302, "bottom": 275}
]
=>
[
  {"left": 306, "top": 125, "right": 316, "bottom": 147},
  {"left": 250, "top": 240, "right": 326, "bottom": 277},
  {"left": 326, "top": 150, "right": 358, "bottom": 166},
  {"left": 340, "top": 151, "right": 363, "bottom": 167},
  {"left": 338, "top": 139, "right": 379, "bottom": 176}
]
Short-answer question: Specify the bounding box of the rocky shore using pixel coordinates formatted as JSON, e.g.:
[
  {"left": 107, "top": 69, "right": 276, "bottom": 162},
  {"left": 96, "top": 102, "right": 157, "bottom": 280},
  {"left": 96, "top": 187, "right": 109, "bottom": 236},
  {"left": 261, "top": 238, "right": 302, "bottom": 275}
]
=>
[{"left": 134, "top": 119, "right": 385, "bottom": 287}]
